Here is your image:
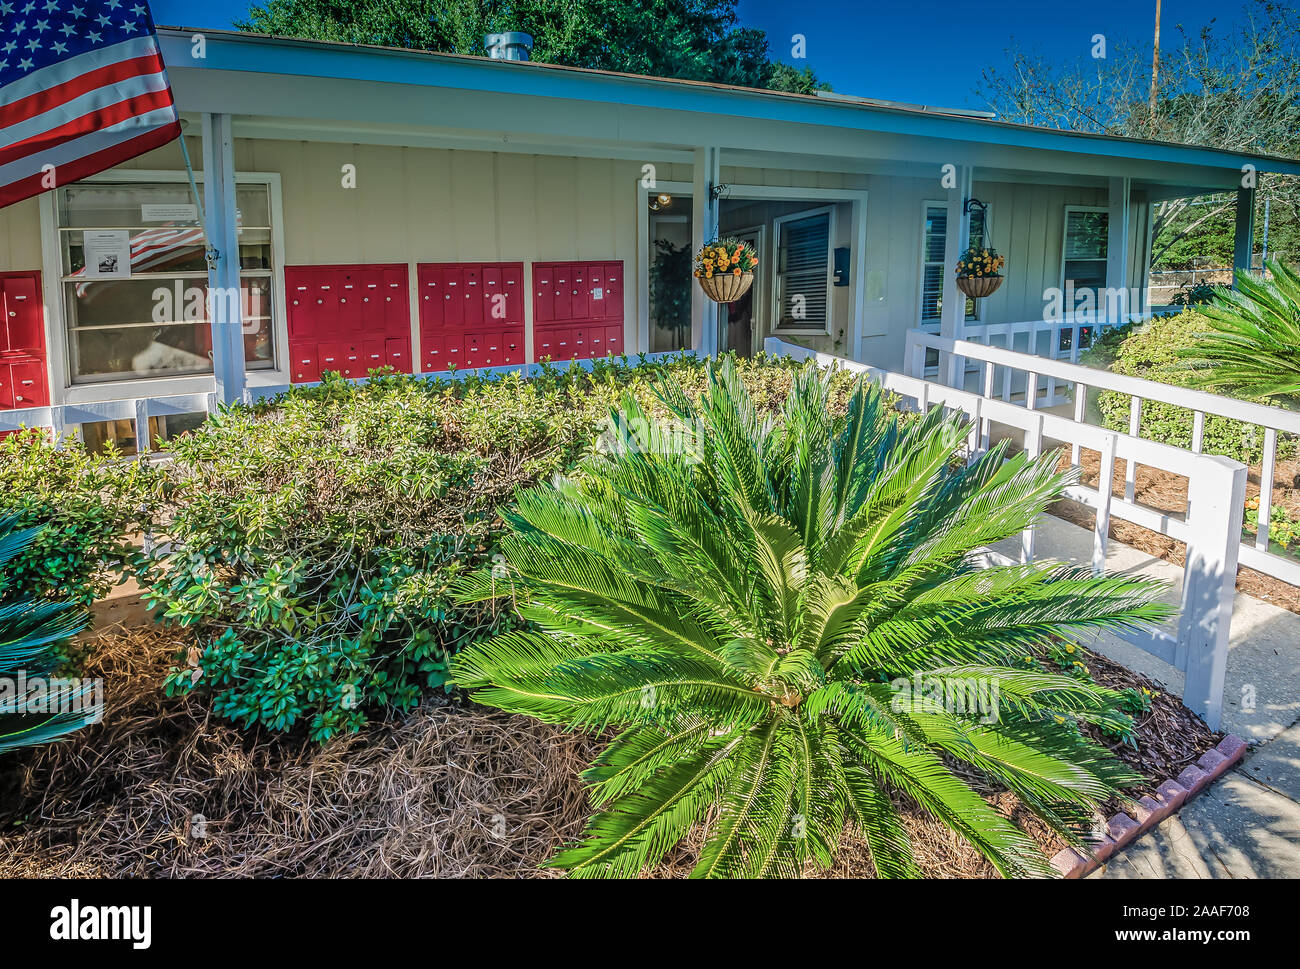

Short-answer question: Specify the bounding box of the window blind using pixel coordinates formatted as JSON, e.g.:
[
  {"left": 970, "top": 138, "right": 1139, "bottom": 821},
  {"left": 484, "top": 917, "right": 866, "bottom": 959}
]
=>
[{"left": 776, "top": 212, "right": 830, "bottom": 330}]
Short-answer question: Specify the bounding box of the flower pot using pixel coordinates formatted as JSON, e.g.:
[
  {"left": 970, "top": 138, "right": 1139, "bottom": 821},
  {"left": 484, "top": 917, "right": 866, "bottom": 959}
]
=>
[
  {"left": 956, "top": 275, "right": 1004, "bottom": 299},
  {"left": 698, "top": 271, "right": 755, "bottom": 304}
]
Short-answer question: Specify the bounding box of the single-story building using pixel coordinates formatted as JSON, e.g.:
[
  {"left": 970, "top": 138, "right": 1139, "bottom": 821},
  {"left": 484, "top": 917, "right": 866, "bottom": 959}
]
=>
[{"left": 3, "top": 26, "right": 1298, "bottom": 450}]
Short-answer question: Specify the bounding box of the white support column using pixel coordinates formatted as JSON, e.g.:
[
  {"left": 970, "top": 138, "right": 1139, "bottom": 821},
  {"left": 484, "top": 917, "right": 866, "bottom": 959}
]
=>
[
  {"left": 1233, "top": 185, "right": 1257, "bottom": 288},
  {"left": 938, "top": 164, "right": 972, "bottom": 385},
  {"left": 1106, "top": 176, "right": 1131, "bottom": 324},
  {"left": 690, "top": 146, "right": 721, "bottom": 356},
  {"left": 201, "top": 112, "right": 246, "bottom": 406},
  {"left": 1176, "top": 454, "right": 1247, "bottom": 731}
]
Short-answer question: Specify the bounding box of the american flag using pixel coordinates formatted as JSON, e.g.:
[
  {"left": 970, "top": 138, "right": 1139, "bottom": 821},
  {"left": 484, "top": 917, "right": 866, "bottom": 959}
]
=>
[{"left": 0, "top": 0, "right": 180, "bottom": 209}]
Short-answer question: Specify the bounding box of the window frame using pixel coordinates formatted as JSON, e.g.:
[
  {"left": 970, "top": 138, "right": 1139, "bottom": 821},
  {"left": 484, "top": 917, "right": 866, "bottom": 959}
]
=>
[
  {"left": 40, "top": 168, "right": 288, "bottom": 397},
  {"left": 918, "top": 199, "right": 948, "bottom": 329},
  {"left": 1059, "top": 204, "right": 1110, "bottom": 315},
  {"left": 769, "top": 204, "right": 836, "bottom": 336}
]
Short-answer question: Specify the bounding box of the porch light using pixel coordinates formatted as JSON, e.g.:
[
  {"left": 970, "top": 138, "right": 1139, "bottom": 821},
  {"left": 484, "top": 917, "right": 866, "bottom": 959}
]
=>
[{"left": 648, "top": 193, "right": 674, "bottom": 211}]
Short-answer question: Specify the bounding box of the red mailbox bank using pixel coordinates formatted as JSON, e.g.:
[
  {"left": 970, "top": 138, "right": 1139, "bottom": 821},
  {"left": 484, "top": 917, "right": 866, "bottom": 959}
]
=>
[
  {"left": 417, "top": 262, "right": 525, "bottom": 372},
  {"left": 532, "top": 260, "right": 624, "bottom": 362},
  {"left": 285, "top": 264, "right": 412, "bottom": 383}
]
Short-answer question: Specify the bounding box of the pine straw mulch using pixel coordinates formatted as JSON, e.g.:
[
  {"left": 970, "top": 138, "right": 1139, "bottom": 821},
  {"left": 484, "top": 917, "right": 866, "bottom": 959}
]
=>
[
  {"left": 0, "top": 625, "right": 1216, "bottom": 879},
  {"left": 1048, "top": 450, "right": 1300, "bottom": 614}
]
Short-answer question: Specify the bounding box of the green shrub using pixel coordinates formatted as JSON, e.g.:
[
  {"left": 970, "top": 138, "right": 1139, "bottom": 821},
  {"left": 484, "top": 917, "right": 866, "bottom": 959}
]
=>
[
  {"left": 1081, "top": 310, "right": 1295, "bottom": 465},
  {"left": 149, "top": 357, "right": 859, "bottom": 741},
  {"left": 0, "top": 430, "right": 157, "bottom": 608}
]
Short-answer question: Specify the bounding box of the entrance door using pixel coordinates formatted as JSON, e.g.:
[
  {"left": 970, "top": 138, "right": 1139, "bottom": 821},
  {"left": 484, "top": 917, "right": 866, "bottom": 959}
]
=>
[{"left": 719, "top": 227, "right": 762, "bottom": 357}]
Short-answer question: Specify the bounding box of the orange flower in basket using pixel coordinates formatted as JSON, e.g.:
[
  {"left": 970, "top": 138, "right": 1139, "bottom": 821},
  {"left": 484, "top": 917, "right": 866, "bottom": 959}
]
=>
[{"left": 733, "top": 267, "right": 741, "bottom": 276}]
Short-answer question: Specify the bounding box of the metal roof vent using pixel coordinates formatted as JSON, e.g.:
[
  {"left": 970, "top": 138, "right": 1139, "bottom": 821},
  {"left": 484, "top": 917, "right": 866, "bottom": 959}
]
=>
[{"left": 485, "top": 32, "right": 533, "bottom": 61}]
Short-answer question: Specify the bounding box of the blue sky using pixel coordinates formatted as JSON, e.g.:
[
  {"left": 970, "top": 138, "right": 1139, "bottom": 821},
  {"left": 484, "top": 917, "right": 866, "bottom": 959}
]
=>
[{"left": 151, "top": 0, "right": 1250, "bottom": 110}]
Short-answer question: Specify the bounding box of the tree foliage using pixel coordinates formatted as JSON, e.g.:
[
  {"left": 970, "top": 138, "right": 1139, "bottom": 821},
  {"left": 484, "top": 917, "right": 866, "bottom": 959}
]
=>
[
  {"left": 977, "top": 0, "right": 1300, "bottom": 269},
  {"left": 452, "top": 360, "right": 1170, "bottom": 878},
  {"left": 238, "top": 0, "right": 828, "bottom": 93}
]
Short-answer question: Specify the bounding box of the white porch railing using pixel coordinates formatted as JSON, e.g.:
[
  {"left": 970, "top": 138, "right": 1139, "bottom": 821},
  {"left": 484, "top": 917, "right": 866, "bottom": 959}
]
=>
[
  {"left": 906, "top": 327, "right": 1300, "bottom": 590},
  {"left": 767, "top": 335, "right": 1246, "bottom": 730},
  {"left": 926, "top": 312, "right": 1153, "bottom": 402}
]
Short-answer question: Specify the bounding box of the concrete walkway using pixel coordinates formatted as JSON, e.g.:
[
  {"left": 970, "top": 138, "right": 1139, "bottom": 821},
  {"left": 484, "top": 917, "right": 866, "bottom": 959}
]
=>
[
  {"left": 1093, "top": 720, "right": 1300, "bottom": 878},
  {"left": 988, "top": 514, "right": 1300, "bottom": 878}
]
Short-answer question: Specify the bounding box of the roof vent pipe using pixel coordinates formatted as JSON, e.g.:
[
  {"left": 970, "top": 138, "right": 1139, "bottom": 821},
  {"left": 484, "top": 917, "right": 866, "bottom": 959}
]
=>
[{"left": 485, "top": 32, "right": 533, "bottom": 61}]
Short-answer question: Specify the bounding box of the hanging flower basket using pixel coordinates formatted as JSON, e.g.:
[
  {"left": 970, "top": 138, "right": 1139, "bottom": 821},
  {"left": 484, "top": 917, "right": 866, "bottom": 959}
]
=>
[
  {"left": 956, "top": 275, "right": 1004, "bottom": 299},
  {"left": 694, "top": 239, "right": 759, "bottom": 304},
  {"left": 699, "top": 271, "right": 755, "bottom": 303},
  {"left": 955, "top": 244, "right": 1005, "bottom": 300}
]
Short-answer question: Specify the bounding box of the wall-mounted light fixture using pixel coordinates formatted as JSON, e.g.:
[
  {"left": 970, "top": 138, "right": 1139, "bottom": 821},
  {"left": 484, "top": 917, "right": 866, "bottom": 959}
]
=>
[{"left": 648, "top": 193, "right": 674, "bottom": 212}]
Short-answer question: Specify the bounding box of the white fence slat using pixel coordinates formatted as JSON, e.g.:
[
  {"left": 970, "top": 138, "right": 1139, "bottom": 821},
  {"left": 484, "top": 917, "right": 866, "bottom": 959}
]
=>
[
  {"left": 1125, "top": 396, "right": 1142, "bottom": 502},
  {"left": 980, "top": 361, "right": 994, "bottom": 452},
  {"left": 1093, "top": 433, "right": 1117, "bottom": 575},
  {"left": 1257, "top": 427, "right": 1278, "bottom": 551},
  {"left": 1022, "top": 411, "right": 1044, "bottom": 563},
  {"left": 1071, "top": 384, "right": 1087, "bottom": 466}
]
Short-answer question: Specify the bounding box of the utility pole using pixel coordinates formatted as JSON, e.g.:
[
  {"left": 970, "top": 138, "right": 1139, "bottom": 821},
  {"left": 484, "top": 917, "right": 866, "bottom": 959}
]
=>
[{"left": 1149, "top": 0, "right": 1162, "bottom": 118}]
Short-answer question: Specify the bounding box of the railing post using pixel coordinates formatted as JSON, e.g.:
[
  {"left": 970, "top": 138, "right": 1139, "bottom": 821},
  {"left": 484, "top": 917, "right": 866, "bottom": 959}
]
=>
[
  {"left": 1093, "top": 432, "right": 1117, "bottom": 575},
  {"left": 1022, "top": 411, "right": 1044, "bottom": 563},
  {"left": 1071, "top": 384, "right": 1087, "bottom": 466},
  {"left": 1257, "top": 428, "right": 1278, "bottom": 551},
  {"left": 1177, "top": 455, "right": 1247, "bottom": 730},
  {"left": 134, "top": 398, "right": 151, "bottom": 455},
  {"left": 1125, "top": 396, "right": 1142, "bottom": 501},
  {"left": 50, "top": 407, "right": 66, "bottom": 449}
]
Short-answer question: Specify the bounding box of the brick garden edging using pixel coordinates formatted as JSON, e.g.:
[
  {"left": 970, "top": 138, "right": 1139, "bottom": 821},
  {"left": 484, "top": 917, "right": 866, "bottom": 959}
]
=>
[{"left": 1049, "top": 734, "right": 1249, "bottom": 878}]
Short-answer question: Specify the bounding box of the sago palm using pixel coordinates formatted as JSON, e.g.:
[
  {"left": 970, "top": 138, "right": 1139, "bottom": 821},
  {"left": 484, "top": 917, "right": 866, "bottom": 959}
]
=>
[
  {"left": 1178, "top": 258, "right": 1300, "bottom": 402},
  {"left": 0, "top": 515, "right": 95, "bottom": 752},
  {"left": 451, "top": 360, "right": 1171, "bottom": 878}
]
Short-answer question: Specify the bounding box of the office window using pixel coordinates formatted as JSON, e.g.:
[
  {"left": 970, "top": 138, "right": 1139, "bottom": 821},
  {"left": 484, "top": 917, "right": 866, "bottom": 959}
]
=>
[
  {"left": 773, "top": 208, "right": 832, "bottom": 333},
  {"left": 57, "top": 180, "right": 278, "bottom": 383},
  {"left": 1062, "top": 207, "right": 1109, "bottom": 293}
]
